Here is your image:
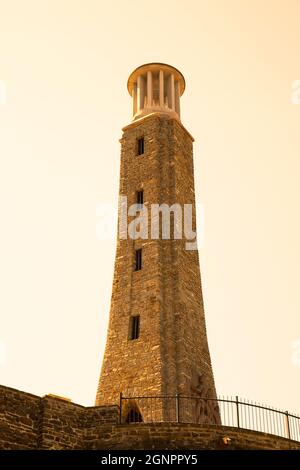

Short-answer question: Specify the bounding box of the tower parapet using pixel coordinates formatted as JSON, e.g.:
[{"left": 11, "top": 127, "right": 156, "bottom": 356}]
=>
[{"left": 127, "top": 63, "right": 185, "bottom": 121}]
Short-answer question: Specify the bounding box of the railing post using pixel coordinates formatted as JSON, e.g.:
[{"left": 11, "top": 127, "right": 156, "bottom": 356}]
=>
[
  {"left": 175, "top": 394, "right": 180, "bottom": 423},
  {"left": 235, "top": 396, "right": 240, "bottom": 428},
  {"left": 285, "top": 411, "right": 291, "bottom": 440},
  {"left": 119, "top": 392, "right": 123, "bottom": 424}
]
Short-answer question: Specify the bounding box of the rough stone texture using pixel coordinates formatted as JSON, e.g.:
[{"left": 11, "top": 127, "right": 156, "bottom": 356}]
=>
[
  {"left": 87, "top": 423, "right": 300, "bottom": 451},
  {"left": 96, "top": 113, "right": 219, "bottom": 424},
  {"left": 0, "top": 384, "right": 40, "bottom": 449},
  {"left": 1, "top": 385, "right": 299, "bottom": 450},
  {"left": 0, "top": 385, "right": 118, "bottom": 450}
]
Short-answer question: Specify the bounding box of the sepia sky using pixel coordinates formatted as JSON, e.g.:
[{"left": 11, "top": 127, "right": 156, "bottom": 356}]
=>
[{"left": 0, "top": 0, "right": 299, "bottom": 412}]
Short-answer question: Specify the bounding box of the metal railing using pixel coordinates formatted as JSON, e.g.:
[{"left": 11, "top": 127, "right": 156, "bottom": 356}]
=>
[{"left": 119, "top": 393, "right": 300, "bottom": 442}]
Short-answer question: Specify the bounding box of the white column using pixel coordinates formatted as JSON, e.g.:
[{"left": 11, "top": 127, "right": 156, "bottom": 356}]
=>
[
  {"left": 175, "top": 80, "right": 180, "bottom": 117},
  {"left": 147, "top": 70, "right": 152, "bottom": 108},
  {"left": 170, "top": 74, "right": 175, "bottom": 111},
  {"left": 137, "top": 75, "right": 142, "bottom": 113},
  {"left": 133, "top": 83, "right": 137, "bottom": 115},
  {"left": 159, "top": 70, "right": 164, "bottom": 107},
  {"left": 141, "top": 76, "right": 145, "bottom": 109},
  {"left": 137, "top": 75, "right": 145, "bottom": 112},
  {"left": 167, "top": 73, "right": 175, "bottom": 110}
]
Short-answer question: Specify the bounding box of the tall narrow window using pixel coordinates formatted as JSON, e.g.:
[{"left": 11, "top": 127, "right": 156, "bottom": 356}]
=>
[
  {"left": 135, "top": 248, "right": 142, "bottom": 271},
  {"left": 129, "top": 315, "right": 140, "bottom": 340},
  {"left": 137, "top": 137, "right": 144, "bottom": 155},
  {"left": 136, "top": 190, "right": 144, "bottom": 205}
]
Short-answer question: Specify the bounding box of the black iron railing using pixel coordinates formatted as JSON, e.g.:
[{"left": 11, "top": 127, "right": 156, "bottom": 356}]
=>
[{"left": 119, "top": 393, "right": 300, "bottom": 442}]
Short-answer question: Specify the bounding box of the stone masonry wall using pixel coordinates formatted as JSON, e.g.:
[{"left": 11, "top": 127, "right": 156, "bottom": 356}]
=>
[
  {"left": 0, "top": 384, "right": 41, "bottom": 449},
  {"left": 87, "top": 422, "right": 300, "bottom": 451},
  {"left": 0, "top": 385, "right": 118, "bottom": 450},
  {"left": 96, "top": 113, "right": 218, "bottom": 425},
  {"left": 1, "top": 385, "right": 299, "bottom": 450}
]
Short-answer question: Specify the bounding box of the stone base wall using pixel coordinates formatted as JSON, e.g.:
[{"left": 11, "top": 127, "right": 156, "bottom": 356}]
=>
[
  {"left": 0, "top": 385, "right": 118, "bottom": 450},
  {"left": 1, "top": 385, "right": 299, "bottom": 450},
  {"left": 89, "top": 423, "right": 300, "bottom": 450}
]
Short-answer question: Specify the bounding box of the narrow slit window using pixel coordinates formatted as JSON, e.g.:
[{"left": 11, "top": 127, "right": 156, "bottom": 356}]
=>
[
  {"left": 136, "top": 190, "right": 144, "bottom": 205},
  {"left": 129, "top": 315, "right": 140, "bottom": 340},
  {"left": 135, "top": 248, "right": 142, "bottom": 271},
  {"left": 137, "top": 137, "right": 144, "bottom": 155}
]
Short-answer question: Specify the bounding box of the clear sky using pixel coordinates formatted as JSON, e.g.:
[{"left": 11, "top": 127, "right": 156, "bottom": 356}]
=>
[{"left": 0, "top": 0, "right": 299, "bottom": 412}]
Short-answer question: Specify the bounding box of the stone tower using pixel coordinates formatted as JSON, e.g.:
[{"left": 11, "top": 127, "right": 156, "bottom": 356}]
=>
[{"left": 96, "top": 63, "right": 219, "bottom": 424}]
